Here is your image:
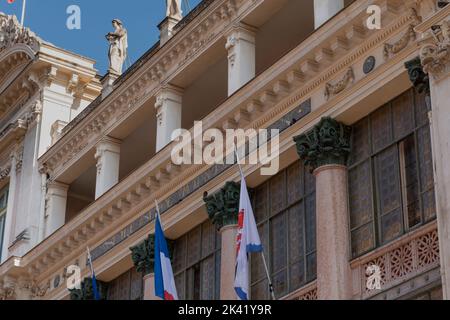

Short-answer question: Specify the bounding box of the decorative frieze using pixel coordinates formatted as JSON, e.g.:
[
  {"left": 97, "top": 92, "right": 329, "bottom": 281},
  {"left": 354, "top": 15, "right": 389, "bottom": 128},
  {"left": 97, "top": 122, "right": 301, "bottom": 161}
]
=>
[
  {"left": 293, "top": 117, "right": 352, "bottom": 172},
  {"left": 203, "top": 181, "right": 240, "bottom": 231},
  {"left": 324, "top": 67, "right": 354, "bottom": 100},
  {"left": 383, "top": 7, "right": 422, "bottom": 59}
]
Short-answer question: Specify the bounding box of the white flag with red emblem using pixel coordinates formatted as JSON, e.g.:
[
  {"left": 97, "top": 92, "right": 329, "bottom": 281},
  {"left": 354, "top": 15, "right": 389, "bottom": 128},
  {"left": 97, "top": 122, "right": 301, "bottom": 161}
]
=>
[{"left": 234, "top": 171, "right": 263, "bottom": 300}]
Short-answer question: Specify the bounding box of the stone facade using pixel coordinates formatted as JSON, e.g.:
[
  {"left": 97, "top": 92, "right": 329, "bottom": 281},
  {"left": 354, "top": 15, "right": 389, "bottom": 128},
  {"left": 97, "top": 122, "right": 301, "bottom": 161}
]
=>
[{"left": 0, "top": 0, "right": 449, "bottom": 300}]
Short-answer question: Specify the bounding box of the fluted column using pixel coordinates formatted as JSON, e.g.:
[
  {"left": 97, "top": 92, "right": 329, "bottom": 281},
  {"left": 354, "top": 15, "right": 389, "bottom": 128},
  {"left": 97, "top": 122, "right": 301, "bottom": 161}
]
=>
[
  {"left": 415, "top": 17, "right": 450, "bottom": 298},
  {"left": 226, "top": 23, "right": 257, "bottom": 96},
  {"left": 95, "top": 137, "right": 121, "bottom": 199},
  {"left": 204, "top": 181, "right": 240, "bottom": 300},
  {"left": 294, "top": 117, "right": 352, "bottom": 300}
]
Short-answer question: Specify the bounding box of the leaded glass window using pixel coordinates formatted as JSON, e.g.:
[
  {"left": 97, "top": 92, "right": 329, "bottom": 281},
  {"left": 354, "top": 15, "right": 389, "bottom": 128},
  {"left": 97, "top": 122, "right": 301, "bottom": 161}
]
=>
[
  {"left": 107, "top": 267, "right": 143, "bottom": 300},
  {"left": 349, "top": 88, "right": 436, "bottom": 258},
  {"left": 0, "top": 185, "right": 9, "bottom": 256},
  {"left": 173, "top": 220, "right": 221, "bottom": 300},
  {"left": 251, "top": 161, "right": 316, "bottom": 299}
]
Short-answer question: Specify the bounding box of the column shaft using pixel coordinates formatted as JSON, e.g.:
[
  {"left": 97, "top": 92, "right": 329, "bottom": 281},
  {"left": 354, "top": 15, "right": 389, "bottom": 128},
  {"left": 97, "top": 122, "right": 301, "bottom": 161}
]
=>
[
  {"left": 95, "top": 137, "right": 121, "bottom": 199},
  {"left": 220, "top": 225, "right": 238, "bottom": 300},
  {"left": 314, "top": 0, "right": 344, "bottom": 29},
  {"left": 44, "top": 181, "right": 69, "bottom": 238},
  {"left": 226, "top": 24, "right": 256, "bottom": 96},
  {"left": 314, "top": 165, "right": 352, "bottom": 299},
  {"left": 155, "top": 85, "right": 183, "bottom": 152}
]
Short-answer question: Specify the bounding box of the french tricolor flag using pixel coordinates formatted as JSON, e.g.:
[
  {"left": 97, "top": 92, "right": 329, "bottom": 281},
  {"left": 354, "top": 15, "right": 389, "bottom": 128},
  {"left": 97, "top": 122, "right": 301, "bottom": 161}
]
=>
[
  {"left": 234, "top": 171, "right": 263, "bottom": 300},
  {"left": 154, "top": 209, "right": 178, "bottom": 300}
]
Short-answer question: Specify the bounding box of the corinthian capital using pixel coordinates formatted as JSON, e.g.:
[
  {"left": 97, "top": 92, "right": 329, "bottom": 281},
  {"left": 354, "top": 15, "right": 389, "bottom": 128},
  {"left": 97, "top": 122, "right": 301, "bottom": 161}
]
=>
[{"left": 420, "top": 20, "right": 450, "bottom": 78}]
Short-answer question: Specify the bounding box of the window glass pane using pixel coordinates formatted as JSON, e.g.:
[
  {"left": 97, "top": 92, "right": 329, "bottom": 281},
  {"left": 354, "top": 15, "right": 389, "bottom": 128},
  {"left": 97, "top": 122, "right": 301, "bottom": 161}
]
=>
[
  {"left": 270, "top": 213, "right": 287, "bottom": 273},
  {"left": 305, "top": 193, "right": 316, "bottom": 253},
  {"left": 392, "top": 90, "right": 414, "bottom": 140},
  {"left": 173, "top": 235, "right": 186, "bottom": 273},
  {"left": 351, "top": 223, "right": 375, "bottom": 257},
  {"left": 414, "top": 91, "right": 429, "bottom": 128},
  {"left": 201, "top": 221, "right": 215, "bottom": 258},
  {"left": 350, "top": 118, "right": 370, "bottom": 165},
  {"left": 371, "top": 104, "right": 392, "bottom": 152},
  {"left": 289, "top": 260, "right": 305, "bottom": 291},
  {"left": 417, "top": 126, "right": 434, "bottom": 192},
  {"left": 349, "top": 160, "right": 373, "bottom": 229},
  {"left": 402, "top": 135, "right": 421, "bottom": 228},
  {"left": 381, "top": 208, "right": 403, "bottom": 243},
  {"left": 287, "top": 162, "right": 303, "bottom": 205},
  {"left": 288, "top": 203, "right": 304, "bottom": 263},
  {"left": 251, "top": 223, "right": 268, "bottom": 283},
  {"left": 306, "top": 252, "right": 317, "bottom": 282},
  {"left": 251, "top": 279, "right": 268, "bottom": 300},
  {"left": 273, "top": 270, "right": 288, "bottom": 299},
  {"left": 270, "top": 171, "right": 286, "bottom": 216},
  {"left": 175, "top": 272, "right": 185, "bottom": 300},
  {"left": 254, "top": 183, "right": 268, "bottom": 223},
  {"left": 200, "top": 256, "right": 215, "bottom": 300},
  {"left": 187, "top": 226, "right": 201, "bottom": 266},
  {"left": 130, "top": 267, "right": 143, "bottom": 300},
  {"left": 422, "top": 189, "right": 436, "bottom": 222},
  {"left": 375, "top": 145, "right": 402, "bottom": 216}
]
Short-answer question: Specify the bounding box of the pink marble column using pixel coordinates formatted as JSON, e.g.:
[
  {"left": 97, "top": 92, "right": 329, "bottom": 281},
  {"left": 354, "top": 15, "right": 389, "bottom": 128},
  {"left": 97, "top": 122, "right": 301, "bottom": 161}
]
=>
[
  {"left": 219, "top": 225, "right": 238, "bottom": 300},
  {"left": 314, "top": 165, "right": 352, "bottom": 300},
  {"left": 143, "top": 273, "right": 161, "bottom": 300},
  {"left": 294, "top": 117, "right": 353, "bottom": 300}
]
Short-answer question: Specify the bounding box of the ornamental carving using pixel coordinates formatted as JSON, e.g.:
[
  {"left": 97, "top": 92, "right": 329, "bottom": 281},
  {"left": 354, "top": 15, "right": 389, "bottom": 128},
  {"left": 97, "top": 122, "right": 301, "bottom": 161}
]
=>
[
  {"left": 0, "top": 13, "right": 41, "bottom": 54},
  {"left": 324, "top": 68, "right": 354, "bottom": 100},
  {"left": 404, "top": 56, "right": 430, "bottom": 94},
  {"left": 130, "top": 234, "right": 174, "bottom": 275},
  {"left": 69, "top": 277, "right": 108, "bottom": 300},
  {"left": 293, "top": 117, "right": 352, "bottom": 172},
  {"left": 420, "top": 20, "right": 450, "bottom": 77},
  {"left": 360, "top": 227, "right": 439, "bottom": 298},
  {"left": 384, "top": 8, "right": 422, "bottom": 59},
  {"left": 130, "top": 234, "right": 155, "bottom": 275},
  {"left": 203, "top": 181, "right": 240, "bottom": 231}
]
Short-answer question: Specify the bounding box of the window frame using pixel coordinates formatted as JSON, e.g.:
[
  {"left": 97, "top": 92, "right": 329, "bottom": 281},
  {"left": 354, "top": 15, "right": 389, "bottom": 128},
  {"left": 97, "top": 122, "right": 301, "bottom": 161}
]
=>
[{"left": 348, "top": 89, "right": 436, "bottom": 258}]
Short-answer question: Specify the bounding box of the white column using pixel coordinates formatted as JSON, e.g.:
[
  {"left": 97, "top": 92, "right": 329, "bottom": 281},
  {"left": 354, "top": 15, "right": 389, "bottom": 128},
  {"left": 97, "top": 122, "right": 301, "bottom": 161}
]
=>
[
  {"left": 1, "top": 152, "right": 18, "bottom": 262},
  {"left": 44, "top": 181, "right": 69, "bottom": 238},
  {"left": 95, "top": 137, "right": 121, "bottom": 199},
  {"left": 314, "top": 0, "right": 344, "bottom": 29},
  {"left": 155, "top": 85, "right": 183, "bottom": 152},
  {"left": 226, "top": 23, "right": 257, "bottom": 96}
]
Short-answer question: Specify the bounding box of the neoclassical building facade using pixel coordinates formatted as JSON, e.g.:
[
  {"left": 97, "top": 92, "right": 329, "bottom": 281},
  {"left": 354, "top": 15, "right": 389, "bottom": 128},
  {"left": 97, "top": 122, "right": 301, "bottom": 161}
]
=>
[{"left": 0, "top": 0, "right": 449, "bottom": 300}]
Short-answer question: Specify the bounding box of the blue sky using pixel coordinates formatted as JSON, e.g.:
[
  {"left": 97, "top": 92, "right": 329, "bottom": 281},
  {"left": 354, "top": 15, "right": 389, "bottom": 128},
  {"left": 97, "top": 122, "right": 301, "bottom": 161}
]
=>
[{"left": 0, "top": 0, "right": 202, "bottom": 74}]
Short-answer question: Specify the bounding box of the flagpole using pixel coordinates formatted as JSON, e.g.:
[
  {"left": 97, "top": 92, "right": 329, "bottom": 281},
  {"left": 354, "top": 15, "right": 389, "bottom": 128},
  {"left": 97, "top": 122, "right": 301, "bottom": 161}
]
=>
[
  {"left": 20, "top": 0, "right": 26, "bottom": 26},
  {"left": 233, "top": 144, "right": 276, "bottom": 301}
]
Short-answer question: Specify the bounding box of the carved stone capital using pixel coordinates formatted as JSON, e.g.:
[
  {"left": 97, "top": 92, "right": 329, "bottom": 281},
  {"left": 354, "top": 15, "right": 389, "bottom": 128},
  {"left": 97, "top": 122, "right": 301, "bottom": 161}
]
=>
[
  {"left": 405, "top": 56, "right": 430, "bottom": 94},
  {"left": 203, "top": 181, "right": 240, "bottom": 231},
  {"left": 130, "top": 233, "right": 174, "bottom": 276},
  {"left": 293, "top": 117, "right": 352, "bottom": 172},
  {"left": 419, "top": 20, "right": 450, "bottom": 78},
  {"left": 130, "top": 234, "right": 155, "bottom": 276},
  {"left": 69, "top": 277, "right": 108, "bottom": 300}
]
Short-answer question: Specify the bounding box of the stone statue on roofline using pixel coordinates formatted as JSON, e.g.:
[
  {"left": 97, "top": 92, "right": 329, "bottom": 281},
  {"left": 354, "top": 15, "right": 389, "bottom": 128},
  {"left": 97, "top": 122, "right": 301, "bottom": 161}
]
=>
[
  {"left": 166, "top": 0, "right": 183, "bottom": 20},
  {"left": 106, "top": 19, "right": 128, "bottom": 75}
]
